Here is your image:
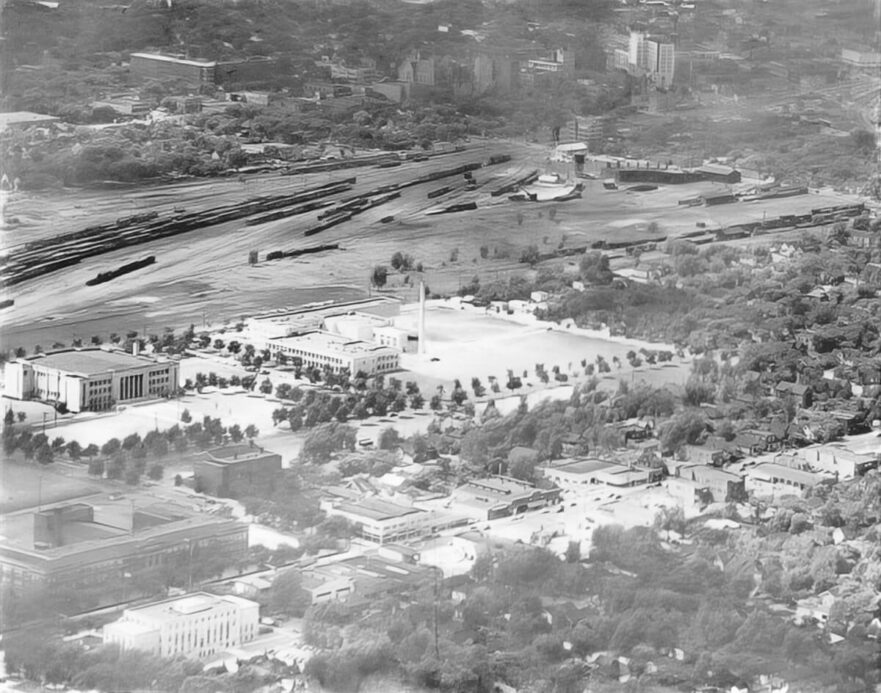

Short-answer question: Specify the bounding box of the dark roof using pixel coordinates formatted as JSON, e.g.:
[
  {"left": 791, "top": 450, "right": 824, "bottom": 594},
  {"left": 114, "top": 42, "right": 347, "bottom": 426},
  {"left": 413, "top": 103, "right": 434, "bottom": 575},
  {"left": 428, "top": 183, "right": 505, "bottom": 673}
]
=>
[{"left": 775, "top": 381, "right": 810, "bottom": 395}]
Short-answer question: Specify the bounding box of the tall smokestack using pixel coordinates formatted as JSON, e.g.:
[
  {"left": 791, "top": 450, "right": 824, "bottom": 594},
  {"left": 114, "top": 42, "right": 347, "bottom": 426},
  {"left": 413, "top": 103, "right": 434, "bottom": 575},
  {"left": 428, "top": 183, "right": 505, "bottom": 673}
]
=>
[{"left": 418, "top": 281, "right": 426, "bottom": 355}]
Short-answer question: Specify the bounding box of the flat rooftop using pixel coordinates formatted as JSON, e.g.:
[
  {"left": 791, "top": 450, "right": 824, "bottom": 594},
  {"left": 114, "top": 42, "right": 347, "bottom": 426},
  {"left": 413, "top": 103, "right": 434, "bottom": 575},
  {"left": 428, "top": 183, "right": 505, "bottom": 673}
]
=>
[
  {"left": 461, "top": 476, "right": 538, "bottom": 495},
  {"left": 131, "top": 52, "right": 216, "bottom": 67},
  {"left": 128, "top": 592, "right": 256, "bottom": 620},
  {"left": 251, "top": 297, "right": 400, "bottom": 323},
  {"left": 549, "top": 459, "right": 618, "bottom": 475},
  {"left": 0, "top": 111, "right": 59, "bottom": 131},
  {"left": 24, "top": 348, "right": 166, "bottom": 375},
  {"left": 276, "top": 331, "right": 395, "bottom": 355},
  {"left": 202, "top": 444, "right": 278, "bottom": 462},
  {"left": 750, "top": 463, "right": 824, "bottom": 485},
  {"left": 334, "top": 498, "right": 423, "bottom": 521},
  {"left": 687, "top": 466, "right": 742, "bottom": 482}
]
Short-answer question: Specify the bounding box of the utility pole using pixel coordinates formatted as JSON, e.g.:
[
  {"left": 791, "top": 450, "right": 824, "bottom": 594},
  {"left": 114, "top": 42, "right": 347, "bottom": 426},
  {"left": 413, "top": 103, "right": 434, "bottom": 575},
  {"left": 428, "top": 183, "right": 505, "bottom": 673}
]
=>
[{"left": 433, "top": 567, "right": 440, "bottom": 660}]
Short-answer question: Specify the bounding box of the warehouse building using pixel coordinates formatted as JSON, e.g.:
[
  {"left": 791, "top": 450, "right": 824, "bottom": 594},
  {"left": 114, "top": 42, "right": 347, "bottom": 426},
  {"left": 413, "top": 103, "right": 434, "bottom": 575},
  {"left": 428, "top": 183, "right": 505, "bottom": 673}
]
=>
[
  {"left": 103, "top": 592, "right": 259, "bottom": 659},
  {"left": 5, "top": 347, "right": 179, "bottom": 413}
]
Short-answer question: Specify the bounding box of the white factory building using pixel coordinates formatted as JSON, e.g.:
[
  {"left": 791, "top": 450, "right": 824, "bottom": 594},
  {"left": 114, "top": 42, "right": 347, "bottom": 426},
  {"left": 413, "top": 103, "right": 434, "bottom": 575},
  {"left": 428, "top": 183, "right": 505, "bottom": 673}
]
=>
[
  {"left": 267, "top": 331, "right": 400, "bottom": 376},
  {"left": 4, "top": 347, "right": 179, "bottom": 413},
  {"left": 102, "top": 592, "right": 259, "bottom": 660}
]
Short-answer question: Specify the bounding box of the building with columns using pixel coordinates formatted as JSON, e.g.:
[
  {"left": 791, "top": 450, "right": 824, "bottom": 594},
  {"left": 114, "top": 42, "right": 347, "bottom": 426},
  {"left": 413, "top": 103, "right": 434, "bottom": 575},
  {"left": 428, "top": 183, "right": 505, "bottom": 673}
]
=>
[
  {"left": 103, "top": 592, "right": 259, "bottom": 659},
  {"left": 4, "top": 347, "right": 178, "bottom": 412}
]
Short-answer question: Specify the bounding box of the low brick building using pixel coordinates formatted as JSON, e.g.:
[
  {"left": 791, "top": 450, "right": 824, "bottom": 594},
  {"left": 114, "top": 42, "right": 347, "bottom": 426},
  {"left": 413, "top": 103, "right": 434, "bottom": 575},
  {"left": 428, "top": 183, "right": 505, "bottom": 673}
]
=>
[{"left": 194, "top": 444, "right": 282, "bottom": 498}]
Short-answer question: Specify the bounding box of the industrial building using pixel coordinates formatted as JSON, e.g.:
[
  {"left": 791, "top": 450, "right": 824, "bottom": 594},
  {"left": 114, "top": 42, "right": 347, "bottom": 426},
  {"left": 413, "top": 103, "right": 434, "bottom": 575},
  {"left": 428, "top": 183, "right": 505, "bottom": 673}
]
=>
[
  {"left": 542, "top": 459, "right": 659, "bottom": 492},
  {"left": 267, "top": 331, "right": 400, "bottom": 376},
  {"left": 245, "top": 297, "right": 400, "bottom": 348},
  {"left": 4, "top": 347, "right": 179, "bottom": 413},
  {"left": 103, "top": 592, "right": 259, "bottom": 659},
  {"left": 788, "top": 443, "right": 878, "bottom": 480},
  {"left": 194, "top": 444, "right": 282, "bottom": 498},
  {"left": 0, "top": 495, "right": 248, "bottom": 592},
  {"left": 447, "top": 476, "right": 561, "bottom": 521},
  {"left": 297, "top": 551, "right": 435, "bottom": 607},
  {"left": 130, "top": 53, "right": 277, "bottom": 89},
  {"left": 745, "top": 463, "right": 829, "bottom": 498}
]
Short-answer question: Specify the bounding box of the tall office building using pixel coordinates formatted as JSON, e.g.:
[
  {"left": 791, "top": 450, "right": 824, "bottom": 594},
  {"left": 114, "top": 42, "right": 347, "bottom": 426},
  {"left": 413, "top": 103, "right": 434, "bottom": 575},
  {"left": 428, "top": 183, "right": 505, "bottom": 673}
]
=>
[{"left": 646, "top": 38, "right": 676, "bottom": 88}]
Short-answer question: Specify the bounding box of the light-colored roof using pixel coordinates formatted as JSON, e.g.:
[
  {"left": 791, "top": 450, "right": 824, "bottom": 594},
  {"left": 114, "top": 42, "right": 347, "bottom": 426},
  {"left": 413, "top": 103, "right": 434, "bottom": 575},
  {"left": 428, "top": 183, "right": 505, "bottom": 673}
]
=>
[
  {"left": 548, "top": 459, "right": 617, "bottom": 475},
  {"left": 274, "top": 330, "right": 397, "bottom": 356},
  {"left": 131, "top": 52, "right": 216, "bottom": 68},
  {"left": 0, "top": 111, "right": 59, "bottom": 130},
  {"left": 202, "top": 444, "right": 279, "bottom": 462},
  {"left": 105, "top": 620, "right": 157, "bottom": 637},
  {"left": 25, "top": 348, "right": 165, "bottom": 375},
  {"left": 127, "top": 592, "right": 257, "bottom": 620},
  {"left": 750, "top": 463, "right": 823, "bottom": 486},
  {"left": 334, "top": 498, "right": 423, "bottom": 521}
]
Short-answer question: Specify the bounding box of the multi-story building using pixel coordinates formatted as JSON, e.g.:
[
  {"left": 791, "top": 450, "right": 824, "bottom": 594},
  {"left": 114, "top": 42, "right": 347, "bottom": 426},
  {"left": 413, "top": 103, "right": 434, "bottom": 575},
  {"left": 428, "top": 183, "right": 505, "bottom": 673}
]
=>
[
  {"left": 245, "top": 297, "right": 400, "bottom": 349},
  {"left": 645, "top": 38, "right": 675, "bottom": 88},
  {"left": 447, "top": 476, "right": 561, "bottom": 521},
  {"left": 677, "top": 464, "right": 745, "bottom": 503},
  {"left": 130, "top": 53, "right": 216, "bottom": 87},
  {"left": 840, "top": 48, "right": 881, "bottom": 70},
  {"left": 194, "top": 444, "right": 282, "bottom": 498},
  {"left": 629, "top": 29, "right": 649, "bottom": 70},
  {"left": 130, "top": 53, "right": 276, "bottom": 89},
  {"left": 267, "top": 331, "right": 399, "bottom": 376},
  {"left": 0, "top": 495, "right": 248, "bottom": 593},
  {"left": 5, "top": 347, "right": 179, "bottom": 413},
  {"left": 103, "top": 592, "right": 259, "bottom": 659},
  {"left": 322, "top": 497, "right": 434, "bottom": 544}
]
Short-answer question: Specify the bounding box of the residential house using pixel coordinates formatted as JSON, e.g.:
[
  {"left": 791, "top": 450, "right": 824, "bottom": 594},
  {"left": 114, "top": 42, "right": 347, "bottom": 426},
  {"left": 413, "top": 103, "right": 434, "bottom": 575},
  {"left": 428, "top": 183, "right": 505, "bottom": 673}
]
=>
[
  {"left": 734, "top": 429, "right": 780, "bottom": 455},
  {"left": 682, "top": 444, "right": 725, "bottom": 467},
  {"left": 774, "top": 380, "right": 813, "bottom": 408}
]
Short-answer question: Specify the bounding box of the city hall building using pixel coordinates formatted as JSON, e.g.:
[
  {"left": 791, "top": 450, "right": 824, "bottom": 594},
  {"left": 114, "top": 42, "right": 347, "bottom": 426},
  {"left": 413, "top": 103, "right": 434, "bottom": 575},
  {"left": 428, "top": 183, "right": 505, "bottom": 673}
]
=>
[{"left": 4, "top": 347, "right": 179, "bottom": 412}]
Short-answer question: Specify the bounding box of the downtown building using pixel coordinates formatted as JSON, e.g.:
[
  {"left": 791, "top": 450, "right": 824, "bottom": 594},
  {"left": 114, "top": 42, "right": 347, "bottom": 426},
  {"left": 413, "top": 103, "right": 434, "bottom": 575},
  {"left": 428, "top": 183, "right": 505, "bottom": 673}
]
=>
[
  {"left": 0, "top": 495, "right": 247, "bottom": 593},
  {"left": 103, "top": 592, "right": 259, "bottom": 659},
  {"left": 5, "top": 347, "right": 179, "bottom": 413}
]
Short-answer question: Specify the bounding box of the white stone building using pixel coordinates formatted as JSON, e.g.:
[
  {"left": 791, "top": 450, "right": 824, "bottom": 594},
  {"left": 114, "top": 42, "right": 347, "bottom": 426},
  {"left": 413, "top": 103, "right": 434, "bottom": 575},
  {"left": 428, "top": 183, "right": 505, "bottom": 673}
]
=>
[
  {"left": 103, "top": 592, "right": 259, "bottom": 660},
  {"left": 4, "top": 347, "right": 178, "bottom": 413}
]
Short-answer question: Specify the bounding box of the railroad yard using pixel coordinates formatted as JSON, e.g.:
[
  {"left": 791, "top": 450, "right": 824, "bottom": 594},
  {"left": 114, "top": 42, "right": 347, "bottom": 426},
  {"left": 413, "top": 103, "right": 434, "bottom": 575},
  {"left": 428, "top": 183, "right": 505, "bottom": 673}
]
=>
[{"left": 0, "top": 138, "right": 864, "bottom": 353}]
